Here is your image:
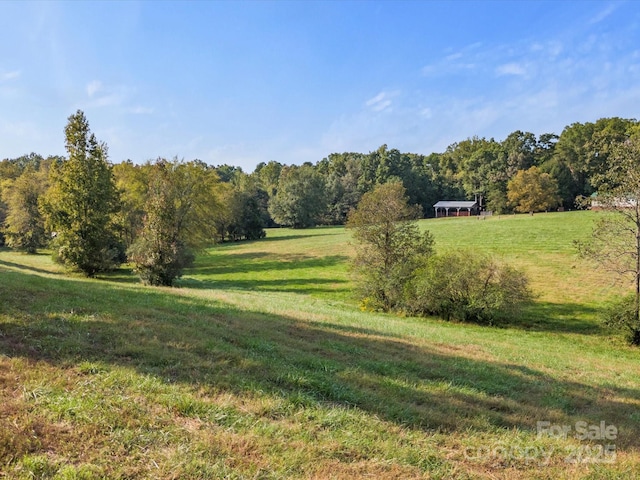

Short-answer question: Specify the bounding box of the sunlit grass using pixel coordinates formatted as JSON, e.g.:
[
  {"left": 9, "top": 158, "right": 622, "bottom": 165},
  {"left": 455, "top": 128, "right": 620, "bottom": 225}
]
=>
[
  {"left": 1, "top": 211, "right": 639, "bottom": 479},
  {"left": 182, "top": 226, "right": 355, "bottom": 302}
]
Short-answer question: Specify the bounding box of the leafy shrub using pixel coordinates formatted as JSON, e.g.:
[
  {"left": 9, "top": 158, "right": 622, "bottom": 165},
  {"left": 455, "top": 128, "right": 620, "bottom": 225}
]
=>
[
  {"left": 602, "top": 295, "right": 640, "bottom": 345},
  {"left": 50, "top": 232, "right": 125, "bottom": 275},
  {"left": 347, "top": 182, "right": 434, "bottom": 311},
  {"left": 128, "top": 237, "right": 194, "bottom": 286},
  {"left": 405, "top": 250, "right": 532, "bottom": 324}
]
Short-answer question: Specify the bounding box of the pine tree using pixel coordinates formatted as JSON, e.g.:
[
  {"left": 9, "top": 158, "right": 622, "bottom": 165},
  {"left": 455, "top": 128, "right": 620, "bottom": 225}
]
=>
[{"left": 41, "top": 110, "right": 122, "bottom": 276}]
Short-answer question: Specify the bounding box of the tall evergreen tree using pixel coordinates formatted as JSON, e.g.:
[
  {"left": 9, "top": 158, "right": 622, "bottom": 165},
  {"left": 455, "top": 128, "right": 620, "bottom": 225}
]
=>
[{"left": 41, "top": 110, "right": 122, "bottom": 276}]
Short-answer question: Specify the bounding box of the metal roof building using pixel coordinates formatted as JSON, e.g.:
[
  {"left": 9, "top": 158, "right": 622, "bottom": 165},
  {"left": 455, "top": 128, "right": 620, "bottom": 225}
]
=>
[{"left": 433, "top": 201, "right": 479, "bottom": 218}]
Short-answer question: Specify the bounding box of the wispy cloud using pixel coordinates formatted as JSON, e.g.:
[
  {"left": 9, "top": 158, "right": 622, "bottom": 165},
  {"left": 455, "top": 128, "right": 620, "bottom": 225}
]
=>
[
  {"left": 422, "top": 42, "right": 483, "bottom": 77},
  {"left": 82, "top": 81, "right": 130, "bottom": 109},
  {"left": 323, "top": 15, "right": 640, "bottom": 161},
  {"left": 83, "top": 81, "right": 154, "bottom": 115},
  {"left": 85, "top": 92, "right": 124, "bottom": 108},
  {"left": 86, "top": 80, "right": 102, "bottom": 97},
  {"left": 419, "top": 107, "right": 433, "bottom": 119},
  {"left": 1, "top": 70, "right": 21, "bottom": 81},
  {"left": 589, "top": 3, "right": 619, "bottom": 25},
  {"left": 365, "top": 91, "right": 398, "bottom": 112},
  {"left": 496, "top": 63, "right": 526, "bottom": 77},
  {"left": 422, "top": 59, "right": 475, "bottom": 77},
  {"left": 530, "top": 41, "right": 563, "bottom": 58},
  {"left": 128, "top": 106, "right": 154, "bottom": 115}
]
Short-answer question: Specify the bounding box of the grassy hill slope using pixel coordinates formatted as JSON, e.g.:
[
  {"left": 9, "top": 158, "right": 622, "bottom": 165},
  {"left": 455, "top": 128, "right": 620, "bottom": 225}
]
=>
[{"left": 0, "top": 211, "right": 638, "bottom": 479}]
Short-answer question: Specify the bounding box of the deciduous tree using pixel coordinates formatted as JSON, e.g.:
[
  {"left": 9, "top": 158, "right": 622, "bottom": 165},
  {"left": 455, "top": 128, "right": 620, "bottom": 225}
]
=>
[
  {"left": 1, "top": 167, "right": 48, "bottom": 253},
  {"left": 347, "top": 182, "right": 434, "bottom": 311},
  {"left": 269, "top": 164, "right": 326, "bottom": 228},
  {"left": 128, "top": 158, "right": 219, "bottom": 286},
  {"left": 507, "top": 166, "right": 561, "bottom": 213},
  {"left": 577, "top": 135, "right": 640, "bottom": 345},
  {"left": 112, "top": 160, "right": 148, "bottom": 248}
]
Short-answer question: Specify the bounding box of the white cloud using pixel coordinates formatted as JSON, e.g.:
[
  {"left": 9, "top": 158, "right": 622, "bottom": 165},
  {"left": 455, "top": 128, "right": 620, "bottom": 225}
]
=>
[
  {"left": 128, "top": 106, "right": 154, "bottom": 115},
  {"left": 445, "top": 52, "right": 463, "bottom": 61},
  {"left": 81, "top": 82, "right": 137, "bottom": 110},
  {"left": 86, "top": 80, "right": 102, "bottom": 97},
  {"left": 322, "top": 17, "right": 640, "bottom": 164},
  {"left": 86, "top": 92, "right": 123, "bottom": 108},
  {"left": 496, "top": 63, "right": 526, "bottom": 76},
  {"left": 419, "top": 107, "right": 433, "bottom": 119},
  {"left": 422, "top": 61, "right": 476, "bottom": 77},
  {"left": 422, "top": 55, "right": 477, "bottom": 77},
  {"left": 365, "top": 92, "right": 385, "bottom": 107},
  {"left": 371, "top": 99, "right": 392, "bottom": 112},
  {"left": 589, "top": 3, "right": 618, "bottom": 25},
  {"left": 1, "top": 70, "right": 21, "bottom": 81},
  {"left": 365, "top": 91, "right": 398, "bottom": 113},
  {"left": 423, "top": 42, "right": 484, "bottom": 76}
]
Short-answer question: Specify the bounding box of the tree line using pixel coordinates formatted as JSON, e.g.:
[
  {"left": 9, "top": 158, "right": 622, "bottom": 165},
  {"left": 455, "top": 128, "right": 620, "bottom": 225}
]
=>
[{"left": 1, "top": 112, "right": 639, "bottom": 285}]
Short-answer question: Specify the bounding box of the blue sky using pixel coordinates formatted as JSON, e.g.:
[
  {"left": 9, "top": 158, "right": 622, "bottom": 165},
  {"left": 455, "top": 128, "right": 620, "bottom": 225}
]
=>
[{"left": 1, "top": 1, "right": 639, "bottom": 171}]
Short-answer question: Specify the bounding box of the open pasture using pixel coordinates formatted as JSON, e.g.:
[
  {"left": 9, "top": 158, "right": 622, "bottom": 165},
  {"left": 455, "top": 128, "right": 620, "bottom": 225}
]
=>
[{"left": 0, "top": 211, "right": 638, "bottom": 479}]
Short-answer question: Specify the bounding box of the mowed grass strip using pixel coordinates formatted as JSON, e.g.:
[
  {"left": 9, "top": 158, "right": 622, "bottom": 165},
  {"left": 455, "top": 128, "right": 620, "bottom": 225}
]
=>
[
  {"left": 1, "top": 211, "right": 639, "bottom": 479},
  {"left": 183, "top": 227, "right": 354, "bottom": 302}
]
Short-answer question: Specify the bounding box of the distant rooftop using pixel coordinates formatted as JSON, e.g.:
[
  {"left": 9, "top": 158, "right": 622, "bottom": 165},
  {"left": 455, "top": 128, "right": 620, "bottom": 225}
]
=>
[{"left": 433, "top": 201, "right": 478, "bottom": 208}]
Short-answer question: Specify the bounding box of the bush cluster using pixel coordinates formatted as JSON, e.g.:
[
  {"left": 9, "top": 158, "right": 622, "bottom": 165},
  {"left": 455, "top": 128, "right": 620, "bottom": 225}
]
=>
[
  {"left": 602, "top": 295, "right": 640, "bottom": 346},
  {"left": 128, "top": 238, "right": 195, "bottom": 287},
  {"left": 405, "top": 251, "right": 532, "bottom": 324},
  {"left": 348, "top": 182, "right": 532, "bottom": 324}
]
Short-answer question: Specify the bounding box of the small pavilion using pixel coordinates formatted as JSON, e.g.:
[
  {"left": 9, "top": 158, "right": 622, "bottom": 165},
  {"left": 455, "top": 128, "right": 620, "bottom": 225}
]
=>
[{"left": 433, "top": 201, "right": 479, "bottom": 218}]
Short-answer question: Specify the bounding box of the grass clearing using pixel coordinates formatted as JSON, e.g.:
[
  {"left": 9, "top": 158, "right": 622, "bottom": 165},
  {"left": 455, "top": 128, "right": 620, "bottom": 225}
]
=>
[{"left": 1, "top": 211, "right": 639, "bottom": 478}]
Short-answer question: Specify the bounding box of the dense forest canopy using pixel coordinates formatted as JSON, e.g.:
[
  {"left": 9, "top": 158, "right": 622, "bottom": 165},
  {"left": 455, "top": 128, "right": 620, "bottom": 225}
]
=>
[{"left": 1, "top": 116, "right": 639, "bottom": 256}]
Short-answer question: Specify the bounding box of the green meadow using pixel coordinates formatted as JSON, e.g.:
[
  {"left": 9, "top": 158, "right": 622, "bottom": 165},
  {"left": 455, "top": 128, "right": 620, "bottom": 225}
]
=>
[{"left": 1, "top": 211, "right": 639, "bottom": 479}]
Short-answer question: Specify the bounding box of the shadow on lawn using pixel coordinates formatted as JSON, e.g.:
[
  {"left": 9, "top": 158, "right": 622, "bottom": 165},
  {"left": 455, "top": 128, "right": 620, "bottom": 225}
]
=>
[
  {"left": 1, "top": 268, "right": 639, "bottom": 448},
  {"left": 0, "top": 258, "right": 62, "bottom": 277},
  {"left": 190, "top": 252, "right": 349, "bottom": 276},
  {"left": 179, "top": 277, "right": 350, "bottom": 296},
  {"left": 213, "top": 228, "right": 344, "bottom": 247},
  {"left": 502, "top": 302, "right": 604, "bottom": 335},
  {"left": 182, "top": 253, "right": 351, "bottom": 295},
  {"left": 260, "top": 228, "right": 344, "bottom": 243}
]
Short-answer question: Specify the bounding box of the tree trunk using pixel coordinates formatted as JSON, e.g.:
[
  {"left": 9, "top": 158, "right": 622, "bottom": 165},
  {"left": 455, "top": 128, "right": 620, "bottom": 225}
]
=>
[{"left": 636, "top": 207, "right": 640, "bottom": 331}]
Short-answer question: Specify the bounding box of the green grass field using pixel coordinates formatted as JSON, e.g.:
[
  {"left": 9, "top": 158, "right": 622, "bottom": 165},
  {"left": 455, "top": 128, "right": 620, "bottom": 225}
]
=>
[{"left": 1, "top": 211, "right": 639, "bottom": 479}]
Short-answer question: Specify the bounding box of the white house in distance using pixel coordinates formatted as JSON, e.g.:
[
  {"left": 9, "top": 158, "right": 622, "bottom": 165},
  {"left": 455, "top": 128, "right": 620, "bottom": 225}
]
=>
[
  {"left": 590, "top": 192, "right": 637, "bottom": 210},
  {"left": 433, "top": 200, "right": 479, "bottom": 218}
]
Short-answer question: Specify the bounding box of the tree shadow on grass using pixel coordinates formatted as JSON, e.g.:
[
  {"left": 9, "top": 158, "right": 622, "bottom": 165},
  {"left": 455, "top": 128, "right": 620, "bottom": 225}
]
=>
[
  {"left": 259, "top": 229, "right": 343, "bottom": 243},
  {"left": 95, "top": 266, "right": 140, "bottom": 284},
  {"left": 181, "top": 253, "right": 351, "bottom": 295},
  {"left": 0, "top": 258, "right": 62, "bottom": 277},
  {"left": 499, "top": 302, "right": 604, "bottom": 335},
  {"left": 190, "top": 253, "right": 349, "bottom": 276},
  {"left": 214, "top": 228, "right": 344, "bottom": 247},
  {"left": 1, "top": 268, "right": 639, "bottom": 449},
  {"left": 178, "top": 277, "right": 351, "bottom": 296}
]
